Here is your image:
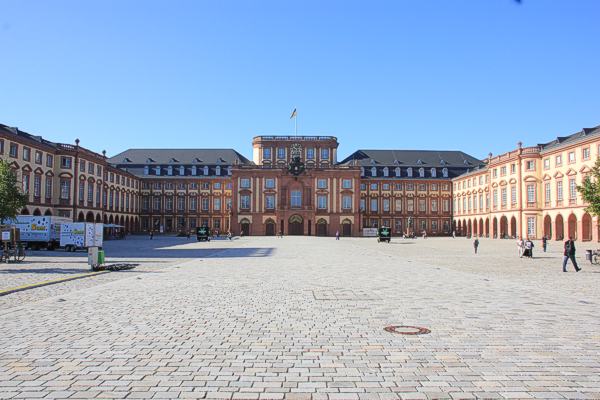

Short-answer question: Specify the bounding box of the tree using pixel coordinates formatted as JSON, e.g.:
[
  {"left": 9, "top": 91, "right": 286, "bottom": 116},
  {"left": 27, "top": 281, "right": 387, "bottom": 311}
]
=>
[
  {"left": 0, "top": 160, "right": 28, "bottom": 222},
  {"left": 577, "top": 157, "right": 600, "bottom": 217}
]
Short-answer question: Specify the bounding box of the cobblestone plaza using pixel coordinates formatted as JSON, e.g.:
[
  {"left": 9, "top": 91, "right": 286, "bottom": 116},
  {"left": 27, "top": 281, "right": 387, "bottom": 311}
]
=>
[{"left": 1, "top": 237, "right": 599, "bottom": 399}]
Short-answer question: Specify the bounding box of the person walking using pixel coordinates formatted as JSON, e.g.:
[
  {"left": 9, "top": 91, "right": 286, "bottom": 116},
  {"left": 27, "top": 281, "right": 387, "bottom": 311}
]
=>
[
  {"left": 562, "top": 236, "right": 581, "bottom": 272},
  {"left": 335, "top": 230, "right": 340, "bottom": 240},
  {"left": 452, "top": 230, "right": 456, "bottom": 239},
  {"left": 473, "top": 237, "right": 479, "bottom": 254},
  {"left": 524, "top": 238, "right": 534, "bottom": 258},
  {"left": 517, "top": 237, "right": 524, "bottom": 257},
  {"left": 542, "top": 236, "right": 547, "bottom": 252},
  {"left": 149, "top": 230, "right": 154, "bottom": 240},
  {"left": 227, "top": 230, "right": 232, "bottom": 241}
]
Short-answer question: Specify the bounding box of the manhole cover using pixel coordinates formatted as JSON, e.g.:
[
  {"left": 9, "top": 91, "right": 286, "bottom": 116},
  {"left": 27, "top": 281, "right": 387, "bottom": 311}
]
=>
[{"left": 384, "top": 325, "right": 431, "bottom": 335}]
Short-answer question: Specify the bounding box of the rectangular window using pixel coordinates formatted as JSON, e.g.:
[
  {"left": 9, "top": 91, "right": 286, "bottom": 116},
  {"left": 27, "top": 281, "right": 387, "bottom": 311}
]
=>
[
  {"left": 214, "top": 182, "right": 221, "bottom": 190},
  {"left": 370, "top": 198, "right": 378, "bottom": 212},
  {"left": 382, "top": 183, "right": 390, "bottom": 191},
  {"left": 317, "top": 179, "right": 327, "bottom": 189},
  {"left": 80, "top": 160, "right": 86, "bottom": 172},
  {"left": 33, "top": 175, "right": 41, "bottom": 197},
  {"left": 543, "top": 159, "right": 550, "bottom": 170},
  {"left": 555, "top": 155, "right": 562, "bottom": 166},
  {"left": 60, "top": 179, "right": 71, "bottom": 200},
  {"left": 307, "top": 148, "right": 315, "bottom": 160},
  {"left": 214, "top": 198, "right": 221, "bottom": 211},
  {"left": 493, "top": 189, "right": 498, "bottom": 208},
  {"left": 0, "top": 139, "right": 3, "bottom": 154},
  {"left": 97, "top": 165, "right": 102, "bottom": 176},
  {"left": 240, "top": 178, "right": 250, "bottom": 188},
  {"left": 492, "top": 169, "right": 497, "bottom": 178},
  {"left": 501, "top": 188, "right": 507, "bottom": 206},
  {"left": 360, "top": 183, "right": 366, "bottom": 191},
  {"left": 360, "top": 198, "right": 366, "bottom": 211},
  {"left": 431, "top": 220, "right": 438, "bottom": 232},
  {"left": 511, "top": 186, "right": 517, "bottom": 205},
  {"left": 320, "top": 148, "right": 329, "bottom": 160},
  {"left": 395, "top": 199, "right": 402, "bottom": 212},
  {"left": 87, "top": 184, "right": 94, "bottom": 204},
  {"left": 21, "top": 174, "right": 30, "bottom": 194},
  {"left": 394, "top": 219, "right": 402, "bottom": 233},
  {"left": 23, "top": 147, "right": 31, "bottom": 161},
  {"left": 527, "top": 184, "right": 535, "bottom": 203},
  {"left": 526, "top": 160, "right": 535, "bottom": 171},
  {"left": 406, "top": 183, "right": 414, "bottom": 191},
  {"left": 265, "top": 178, "right": 275, "bottom": 189},
  {"left": 263, "top": 148, "right": 271, "bottom": 159},
  {"left": 291, "top": 190, "right": 302, "bottom": 208},
  {"left": 34, "top": 151, "right": 42, "bottom": 165},
  {"left": 545, "top": 182, "right": 551, "bottom": 204},
  {"left": 142, "top": 196, "right": 150, "bottom": 211},
  {"left": 568, "top": 151, "right": 576, "bottom": 163},
  {"left": 394, "top": 183, "right": 402, "bottom": 191},
  {"left": 153, "top": 197, "right": 161, "bottom": 211},
  {"left": 342, "top": 179, "right": 352, "bottom": 189},
  {"left": 527, "top": 217, "right": 536, "bottom": 237},
  {"left": 45, "top": 176, "right": 53, "bottom": 199},
  {"left": 9, "top": 143, "right": 18, "bottom": 157},
  {"left": 88, "top": 162, "right": 94, "bottom": 174},
  {"left": 342, "top": 195, "right": 352, "bottom": 210},
  {"left": 418, "top": 199, "right": 426, "bottom": 212},
  {"left": 431, "top": 199, "right": 438, "bottom": 212},
  {"left": 277, "top": 148, "right": 285, "bottom": 159},
  {"left": 202, "top": 198, "right": 209, "bottom": 210},
  {"left": 61, "top": 156, "right": 72, "bottom": 169},
  {"left": 479, "top": 195, "right": 483, "bottom": 210},
  {"left": 382, "top": 198, "right": 390, "bottom": 212},
  {"left": 500, "top": 166, "right": 506, "bottom": 176},
  {"left": 569, "top": 178, "right": 577, "bottom": 201},
  {"left": 583, "top": 147, "right": 590, "bottom": 160},
  {"left": 443, "top": 199, "right": 450, "bottom": 212},
  {"left": 317, "top": 195, "right": 327, "bottom": 209},
  {"left": 510, "top": 164, "right": 516, "bottom": 174},
  {"left": 265, "top": 194, "right": 275, "bottom": 209},
  {"left": 418, "top": 184, "right": 426, "bottom": 191},
  {"left": 407, "top": 198, "right": 414, "bottom": 212},
  {"left": 370, "top": 183, "right": 378, "bottom": 190},
  {"left": 190, "top": 197, "right": 197, "bottom": 211},
  {"left": 557, "top": 180, "right": 563, "bottom": 202},
  {"left": 226, "top": 198, "right": 232, "bottom": 210}
]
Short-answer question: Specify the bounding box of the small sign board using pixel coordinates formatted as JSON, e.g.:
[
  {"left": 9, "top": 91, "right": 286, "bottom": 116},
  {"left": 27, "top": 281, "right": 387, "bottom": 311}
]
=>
[
  {"left": 362, "top": 228, "right": 378, "bottom": 237},
  {"left": 1, "top": 231, "right": 10, "bottom": 241}
]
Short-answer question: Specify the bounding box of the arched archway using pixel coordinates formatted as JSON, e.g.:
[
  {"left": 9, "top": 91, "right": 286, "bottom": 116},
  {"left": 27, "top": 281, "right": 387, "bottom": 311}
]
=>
[
  {"left": 20, "top": 208, "right": 30, "bottom": 215},
  {"left": 457, "top": 220, "right": 462, "bottom": 235},
  {"left": 316, "top": 218, "right": 328, "bottom": 236},
  {"left": 555, "top": 214, "right": 564, "bottom": 241},
  {"left": 568, "top": 214, "right": 577, "bottom": 240},
  {"left": 485, "top": 218, "right": 489, "bottom": 237},
  {"left": 510, "top": 216, "right": 517, "bottom": 238},
  {"left": 95, "top": 214, "right": 101, "bottom": 223},
  {"left": 240, "top": 218, "right": 251, "bottom": 236},
  {"left": 341, "top": 218, "right": 352, "bottom": 237},
  {"left": 109, "top": 215, "right": 114, "bottom": 224},
  {"left": 33, "top": 208, "right": 41, "bottom": 216},
  {"left": 77, "top": 212, "right": 85, "bottom": 222},
  {"left": 288, "top": 215, "right": 304, "bottom": 236},
  {"left": 492, "top": 217, "right": 498, "bottom": 238},
  {"left": 44, "top": 209, "right": 52, "bottom": 216},
  {"left": 499, "top": 216, "right": 508, "bottom": 239},
  {"left": 479, "top": 218, "right": 484, "bottom": 236},
  {"left": 265, "top": 218, "right": 276, "bottom": 236},
  {"left": 467, "top": 219, "right": 472, "bottom": 236},
  {"left": 103, "top": 214, "right": 108, "bottom": 224},
  {"left": 582, "top": 213, "right": 592, "bottom": 241},
  {"left": 543, "top": 215, "right": 552, "bottom": 239},
  {"left": 86, "top": 211, "right": 94, "bottom": 222}
]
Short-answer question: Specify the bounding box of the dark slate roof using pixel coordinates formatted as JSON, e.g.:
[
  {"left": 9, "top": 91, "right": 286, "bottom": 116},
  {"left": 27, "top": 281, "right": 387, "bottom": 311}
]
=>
[
  {"left": 0, "top": 124, "right": 58, "bottom": 149},
  {"left": 108, "top": 149, "right": 253, "bottom": 166},
  {"left": 540, "top": 124, "right": 600, "bottom": 153},
  {"left": 338, "top": 149, "right": 483, "bottom": 168}
]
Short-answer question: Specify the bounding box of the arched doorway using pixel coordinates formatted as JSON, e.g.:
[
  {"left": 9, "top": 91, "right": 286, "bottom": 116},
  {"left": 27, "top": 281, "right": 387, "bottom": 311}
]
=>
[
  {"left": 499, "top": 216, "right": 508, "bottom": 238},
  {"left": 78, "top": 212, "right": 85, "bottom": 222},
  {"left": 472, "top": 219, "right": 478, "bottom": 236},
  {"left": 95, "top": 214, "right": 101, "bottom": 223},
  {"left": 288, "top": 215, "right": 304, "bottom": 235},
  {"left": 543, "top": 215, "right": 552, "bottom": 239},
  {"left": 485, "top": 218, "right": 489, "bottom": 237},
  {"left": 582, "top": 213, "right": 592, "bottom": 241},
  {"left": 555, "top": 214, "right": 564, "bottom": 240},
  {"left": 44, "top": 209, "right": 52, "bottom": 216},
  {"left": 240, "top": 218, "right": 251, "bottom": 236},
  {"left": 103, "top": 214, "right": 108, "bottom": 224},
  {"left": 109, "top": 215, "right": 114, "bottom": 224},
  {"left": 316, "top": 218, "right": 328, "bottom": 236},
  {"left": 265, "top": 219, "right": 276, "bottom": 236},
  {"left": 510, "top": 216, "right": 517, "bottom": 238},
  {"left": 479, "top": 219, "right": 484, "bottom": 236},
  {"left": 86, "top": 211, "right": 94, "bottom": 222},
  {"left": 457, "top": 220, "right": 462, "bottom": 235},
  {"left": 467, "top": 219, "right": 472, "bottom": 236},
  {"left": 341, "top": 219, "right": 352, "bottom": 237},
  {"left": 568, "top": 214, "right": 577, "bottom": 240},
  {"left": 33, "top": 208, "right": 41, "bottom": 216},
  {"left": 20, "top": 208, "right": 30, "bottom": 215},
  {"left": 492, "top": 217, "right": 498, "bottom": 238}
]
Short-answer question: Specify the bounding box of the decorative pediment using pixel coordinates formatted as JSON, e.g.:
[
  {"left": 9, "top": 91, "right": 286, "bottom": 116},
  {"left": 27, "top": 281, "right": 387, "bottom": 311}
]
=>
[
  {"left": 579, "top": 165, "right": 592, "bottom": 174},
  {"left": 566, "top": 168, "right": 577, "bottom": 176},
  {"left": 59, "top": 172, "right": 73, "bottom": 178},
  {"left": 478, "top": 188, "right": 484, "bottom": 193},
  {"left": 553, "top": 171, "right": 564, "bottom": 178},
  {"left": 87, "top": 176, "right": 96, "bottom": 183},
  {"left": 79, "top": 174, "right": 87, "bottom": 181},
  {"left": 499, "top": 180, "right": 507, "bottom": 186},
  {"left": 21, "top": 164, "right": 32, "bottom": 172},
  {"left": 523, "top": 175, "right": 539, "bottom": 182},
  {"left": 45, "top": 170, "right": 54, "bottom": 177},
  {"left": 509, "top": 178, "right": 517, "bottom": 184},
  {"left": 8, "top": 161, "right": 19, "bottom": 169},
  {"left": 33, "top": 167, "right": 44, "bottom": 175},
  {"left": 491, "top": 182, "right": 498, "bottom": 188},
  {"left": 542, "top": 174, "right": 552, "bottom": 181}
]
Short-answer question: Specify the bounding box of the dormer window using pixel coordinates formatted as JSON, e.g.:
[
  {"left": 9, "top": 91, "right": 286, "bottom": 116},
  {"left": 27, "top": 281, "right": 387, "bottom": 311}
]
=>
[
  {"left": 167, "top": 166, "right": 173, "bottom": 176},
  {"left": 360, "top": 167, "right": 365, "bottom": 177},
  {"left": 203, "top": 166, "right": 209, "bottom": 175},
  {"left": 419, "top": 167, "right": 424, "bottom": 177},
  {"left": 371, "top": 167, "right": 377, "bottom": 177},
  {"left": 227, "top": 166, "right": 232, "bottom": 176},
  {"left": 440, "top": 159, "right": 446, "bottom": 166},
  {"left": 442, "top": 168, "right": 448, "bottom": 177},
  {"left": 463, "top": 159, "right": 470, "bottom": 166},
  {"left": 143, "top": 166, "right": 149, "bottom": 175},
  {"left": 155, "top": 166, "right": 161, "bottom": 176},
  {"left": 393, "top": 159, "right": 400, "bottom": 165},
  {"left": 179, "top": 166, "right": 185, "bottom": 176},
  {"left": 431, "top": 168, "right": 436, "bottom": 178},
  {"left": 383, "top": 167, "right": 389, "bottom": 177},
  {"left": 215, "top": 166, "right": 221, "bottom": 176},
  {"left": 407, "top": 167, "right": 413, "bottom": 177},
  {"left": 395, "top": 167, "right": 401, "bottom": 177},
  {"left": 191, "top": 166, "right": 197, "bottom": 175},
  {"left": 370, "top": 159, "right": 376, "bottom": 165},
  {"left": 417, "top": 159, "right": 423, "bottom": 165},
  {"left": 146, "top": 158, "right": 155, "bottom": 163}
]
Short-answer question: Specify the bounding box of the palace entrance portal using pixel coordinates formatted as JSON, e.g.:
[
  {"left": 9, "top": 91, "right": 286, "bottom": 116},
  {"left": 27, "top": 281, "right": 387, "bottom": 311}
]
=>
[{"left": 288, "top": 215, "right": 304, "bottom": 235}]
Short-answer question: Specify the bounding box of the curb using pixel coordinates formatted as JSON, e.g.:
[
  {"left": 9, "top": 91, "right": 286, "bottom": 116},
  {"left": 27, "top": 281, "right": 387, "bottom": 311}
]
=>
[{"left": 0, "top": 270, "right": 111, "bottom": 297}]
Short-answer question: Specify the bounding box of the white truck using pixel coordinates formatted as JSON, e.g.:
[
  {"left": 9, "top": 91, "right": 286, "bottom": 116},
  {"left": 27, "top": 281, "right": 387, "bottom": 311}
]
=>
[
  {"left": 60, "top": 223, "right": 104, "bottom": 252},
  {"left": 7, "top": 215, "right": 70, "bottom": 250}
]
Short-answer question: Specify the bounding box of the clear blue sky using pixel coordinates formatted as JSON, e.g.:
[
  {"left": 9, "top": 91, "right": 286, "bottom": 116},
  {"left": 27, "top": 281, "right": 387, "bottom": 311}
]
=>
[{"left": 1, "top": 0, "right": 599, "bottom": 161}]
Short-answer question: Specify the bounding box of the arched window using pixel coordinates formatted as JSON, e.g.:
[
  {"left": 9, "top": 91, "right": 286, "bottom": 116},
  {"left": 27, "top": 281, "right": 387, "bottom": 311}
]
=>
[
  {"left": 442, "top": 168, "right": 448, "bottom": 177},
  {"left": 431, "top": 168, "right": 436, "bottom": 177},
  {"left": 371, "top": 167, "right": 377, "bottom": 177},
  {"left": 167, "top": 166, "right": 173, "bottom": 176},
  {"left": 155, "top": 166, "right": 161, "bottom": 176},
  {"left": 419, "top": 167, "right": 424, "bottom": 177},
  {"left": 215, "top": 166, "right": 221, "bottom": 176},
  {"left": 227, "top": 166, "right": 232, "bottom": 175},
  {"left": 179, "top": 166, "right": 185, "bottom": 176},
  {"left": 395, "top": 167, "right": 401, "bottom": 177},
  {"left": 143, "top": 166, "right": 149, "bottom": 175},
  {"left": 191, "top": 166, "right": 197, "bottom": 176},
  {"left": 203, "top": 166, "right": 209, "bottom": 175},
  {"left": 383, "top": 167, "right": 389, "bottom": 177},
  {"left": 407, "top": 167, "right": 413, "bottom": 177}
]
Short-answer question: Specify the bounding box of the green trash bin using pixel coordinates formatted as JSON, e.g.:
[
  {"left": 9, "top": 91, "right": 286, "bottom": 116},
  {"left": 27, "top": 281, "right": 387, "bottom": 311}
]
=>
[{"left": 98, "top": 249, "right": 105, "bottom": 265}]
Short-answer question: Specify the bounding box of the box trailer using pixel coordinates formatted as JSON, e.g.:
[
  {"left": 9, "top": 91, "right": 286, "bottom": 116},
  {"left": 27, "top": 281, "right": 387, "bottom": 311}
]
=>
[
  {"left": 5, "top": 215, "right": 70, "bottom": 250},
  {"left": 60, "top": 223, "right": 104, "bottom": 252}
]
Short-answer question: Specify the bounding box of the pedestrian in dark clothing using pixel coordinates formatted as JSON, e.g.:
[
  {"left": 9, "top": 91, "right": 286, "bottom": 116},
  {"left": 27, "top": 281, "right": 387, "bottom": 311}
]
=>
[
  {"left": 542, "top": 236, "right": 547, "bottom": 252},
  {"left": 473, "top": 237, "right": 479, "bottom": 254},
  {"left": 335, "top": 230, "right": 340, "bottom": 240},
  {"left": 149, "top": 231, "right": 154, "bottom": 240},
  {"left": 524, "top": 238, "right": 534, "bottom": 258},
  {"left": 562, "top": 237, "right": 581, "bottom": 272}
]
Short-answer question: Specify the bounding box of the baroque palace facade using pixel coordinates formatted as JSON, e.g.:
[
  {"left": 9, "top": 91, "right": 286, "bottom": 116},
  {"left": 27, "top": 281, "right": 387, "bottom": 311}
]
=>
[{"left": 2, "top": 122, "right": 599, "bottom": 240}]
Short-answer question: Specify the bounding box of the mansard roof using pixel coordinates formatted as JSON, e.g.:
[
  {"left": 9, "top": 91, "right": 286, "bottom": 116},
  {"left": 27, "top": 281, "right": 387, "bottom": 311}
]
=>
[
  {"left": 108, "top": 148, "right": 253, "bottom": 166},
  {"left": 338, "top": 149, "right": 483, "bottom": 168},
  {"left": 540, "top": 124, "right": 600, "bottom": 153},
  {"left": 0, "top": 124, "right": 58, "bottom": 149}
]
